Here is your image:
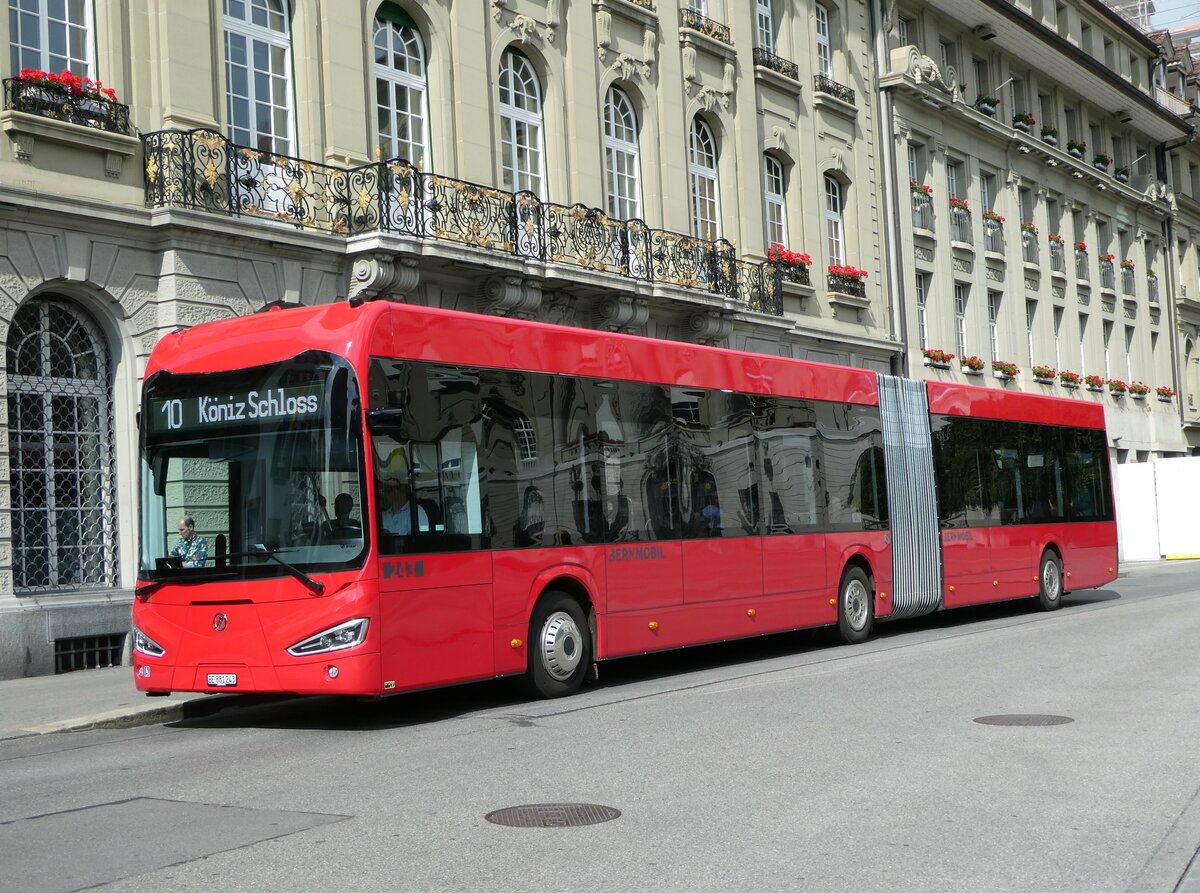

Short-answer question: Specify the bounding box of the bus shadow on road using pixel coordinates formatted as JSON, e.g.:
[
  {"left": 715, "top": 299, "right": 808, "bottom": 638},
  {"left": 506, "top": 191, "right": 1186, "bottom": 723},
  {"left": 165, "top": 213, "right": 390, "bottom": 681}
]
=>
[{"left": 170, "top": 588, "right": 1121, "bottom": 733}]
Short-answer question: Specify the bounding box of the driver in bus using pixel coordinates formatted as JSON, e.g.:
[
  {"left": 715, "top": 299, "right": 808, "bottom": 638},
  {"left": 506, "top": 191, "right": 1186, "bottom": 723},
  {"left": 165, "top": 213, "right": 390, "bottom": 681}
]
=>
[
  {"left": 381, "top": 479, "right": 429, "bottom": 535},
  {"left": 171, "top": 514, "right": 208, "bottom": 568}
]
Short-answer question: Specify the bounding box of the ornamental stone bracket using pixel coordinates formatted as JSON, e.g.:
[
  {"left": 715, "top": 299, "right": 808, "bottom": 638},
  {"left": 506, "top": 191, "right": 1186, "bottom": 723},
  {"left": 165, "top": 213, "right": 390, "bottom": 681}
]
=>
[
  {"left": 685, "top": 309, "right": 733, "bottom": 346},
  {"left": 479, "top": 274, "right": 542, "bottom": 318},
  {"left": 1, "top": 109, "right": 139, "bottom": 177},
  {"left": 594, "top": 294, "right": 649, "bottom": 333},
  {"left": 879, "top": 46, "right": 962, "bottom": 107},
  {"left": 348, "top": 252, "right": 420, "bottom": 301},
  {"left": 493, "top": 0, "right": 558, "bottom": 44},
  {"left": 595, "top": 2, "right": 657, "bottom": 69}
]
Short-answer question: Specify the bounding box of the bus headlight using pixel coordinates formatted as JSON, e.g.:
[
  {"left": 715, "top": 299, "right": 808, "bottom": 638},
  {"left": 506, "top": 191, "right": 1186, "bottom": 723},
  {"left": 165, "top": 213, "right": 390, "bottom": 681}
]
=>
[
  {"left": 287, "top": 618, "right": 370, "bottom": 657},
  {"left": 133, "top": 626, "right": 166, "bottom": 658}
]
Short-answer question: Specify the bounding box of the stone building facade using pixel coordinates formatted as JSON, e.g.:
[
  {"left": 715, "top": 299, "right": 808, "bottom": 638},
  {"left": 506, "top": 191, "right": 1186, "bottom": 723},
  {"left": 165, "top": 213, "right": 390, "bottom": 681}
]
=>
[{"left": 0, "top": 0, "right": 1196, "bottom": 679}]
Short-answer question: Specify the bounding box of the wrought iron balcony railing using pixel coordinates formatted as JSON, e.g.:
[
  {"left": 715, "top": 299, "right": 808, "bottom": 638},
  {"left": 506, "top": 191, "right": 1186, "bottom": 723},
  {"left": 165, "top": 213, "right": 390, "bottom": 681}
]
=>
[
  {"left": 950, "top": 207, "right": 972, "bottom": 245},
  {"left": 1121, "top": 269, "right": 1135, "bottom": 296},
  {"left": 1049, "top": 242, "right": 1065, "bottom": 274},
  {"left": 827, "top": 274, "right": 867, "bottom": 298},
  {"left": 142, "top": 128, "right": 782, "bottom": 315},
  {"left": 1075, "top": 251, "right": 1089, "bottom": 280},
  {"left": 680, "top": 9, "right": 731, "bottom": 44},
  {"left": 814, "top": 75, "right": 856, "bottom": 106},
  {"left": 1022, "top": 233, "right": 1039, "bottom": 265},
  {"left": 1099, "top": 260, "right": 1116, "bottom": 290},
  {"left": 752, "top": 48, "right": 799, "bottom": 81},
  {"left": 3, "top": 77, "right": 132, "bottom": 135},
  {"left": 1148, "top": 274, "right": 1159, "bottom": 304},
  {"left": 911, "top": 193, "right": 933, "bottom": 230},
  {"left": 983, "top": 220, "right": 1004, "bottom": 254},
  {"left": 625, "top": 0, "right": 656, "bottom": 9}
]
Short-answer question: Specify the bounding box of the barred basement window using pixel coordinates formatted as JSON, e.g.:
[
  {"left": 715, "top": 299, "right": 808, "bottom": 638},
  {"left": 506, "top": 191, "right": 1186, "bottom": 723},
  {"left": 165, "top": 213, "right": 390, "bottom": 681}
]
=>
[
  {"left": 6, "top": 298, "right": 120, "bottom": 592},
  {"left": 55, "top": 633, "right": 125, "bottom": 674}
]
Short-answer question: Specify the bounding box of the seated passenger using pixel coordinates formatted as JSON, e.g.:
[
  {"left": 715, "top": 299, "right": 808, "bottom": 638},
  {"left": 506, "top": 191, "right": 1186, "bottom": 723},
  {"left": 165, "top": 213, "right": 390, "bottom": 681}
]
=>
[{"left": 381, "top": 479, "right": 429, "bottom": 535}]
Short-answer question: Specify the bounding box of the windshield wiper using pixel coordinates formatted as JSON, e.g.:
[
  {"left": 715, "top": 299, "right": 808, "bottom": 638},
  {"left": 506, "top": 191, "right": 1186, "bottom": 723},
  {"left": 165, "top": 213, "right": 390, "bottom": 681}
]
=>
[{"left": 251, "top": 544, "right": 326, "bottom": 595}]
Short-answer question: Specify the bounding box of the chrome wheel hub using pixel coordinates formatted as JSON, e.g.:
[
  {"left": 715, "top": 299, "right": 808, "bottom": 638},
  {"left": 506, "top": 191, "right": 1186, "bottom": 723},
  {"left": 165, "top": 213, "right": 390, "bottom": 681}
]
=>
[
  {"left": 844, "top": 579, "right": 869, "bottom": 631},
  {"left": 1043, "top": 561, "right": 1061, "bottom": 601},
  {"left": 539, "top": 611, "right": 583, "bottom": 681}
]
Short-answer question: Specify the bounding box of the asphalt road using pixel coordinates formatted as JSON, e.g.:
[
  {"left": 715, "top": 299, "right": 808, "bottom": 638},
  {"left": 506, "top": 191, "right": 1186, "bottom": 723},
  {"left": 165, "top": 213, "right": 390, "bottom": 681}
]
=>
[{"left": 3, "top": 562, "right": 1199, "bottom": 892}]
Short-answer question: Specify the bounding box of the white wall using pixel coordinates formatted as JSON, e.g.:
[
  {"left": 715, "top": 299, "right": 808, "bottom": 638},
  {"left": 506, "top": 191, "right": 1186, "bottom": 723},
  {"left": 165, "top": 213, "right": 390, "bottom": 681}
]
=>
[{"left": 1115, "top": 456, "right": 1200, "bottom": 561}]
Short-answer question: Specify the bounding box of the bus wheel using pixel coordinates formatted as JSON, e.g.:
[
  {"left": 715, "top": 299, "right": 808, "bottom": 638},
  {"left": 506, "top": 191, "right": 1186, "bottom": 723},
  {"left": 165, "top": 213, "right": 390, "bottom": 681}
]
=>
[
  {"left": 837, "top": 566, "right": 874, "bottom": 645},
  {"left": 1038, "top": 551, "right": 1064, "bottom": 611},
  {"left": 525, "top": 592, "right": 591, "bottom": 699}
]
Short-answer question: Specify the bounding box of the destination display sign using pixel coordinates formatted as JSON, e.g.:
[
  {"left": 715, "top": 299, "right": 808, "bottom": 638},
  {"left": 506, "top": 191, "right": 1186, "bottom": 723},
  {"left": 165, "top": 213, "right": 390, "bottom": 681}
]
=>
[{"left": 146, "top": 384, "right": 324, "bottom": 435}]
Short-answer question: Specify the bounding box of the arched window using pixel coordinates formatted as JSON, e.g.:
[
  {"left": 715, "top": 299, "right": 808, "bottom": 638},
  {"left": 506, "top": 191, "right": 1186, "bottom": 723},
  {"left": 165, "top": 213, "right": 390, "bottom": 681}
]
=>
[
  {"left": 498, "top": 48, "right": 544, "bottom": 194},
  {"left": 224, "top": 0, "right": 293, "bottom": 154},
  {"left": 6, "top": 298, "right": 119, "bottom": 592},
  {"left": 604, "top": 86, "right": 641, "bottom": 220},
  {"left": 8, "top": 0, "right": 92, "bottom": 76},
  {"left": 689, "top": 117, "right": 720, "bottom": 240},
  {"left": 824, "top": 174, "right": 845, "bottom": 265},
  {"left": 815, "top": 4, "right": 833, "bottom": 78},
  {"left": 763, "top": 154, "right": 787, "bottom": 247},
  {"left": 374, "top": 6, "right": 429, "bottom": 165}
]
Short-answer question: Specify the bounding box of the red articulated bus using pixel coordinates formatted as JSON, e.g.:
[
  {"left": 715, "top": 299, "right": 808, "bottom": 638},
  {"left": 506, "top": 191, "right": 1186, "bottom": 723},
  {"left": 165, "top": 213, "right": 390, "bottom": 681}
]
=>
[{"left": 132, "top": 301, "right": 1116, "bottom": 698}]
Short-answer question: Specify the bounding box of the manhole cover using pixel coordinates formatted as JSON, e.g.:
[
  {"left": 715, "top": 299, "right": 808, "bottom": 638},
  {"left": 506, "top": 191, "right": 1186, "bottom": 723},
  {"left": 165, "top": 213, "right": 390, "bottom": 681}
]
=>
[
  {"left": 974, "top": 714, "right": 1074, "bottom": 726},
  {"left": 485, "top": 803, "right": 620, "bottom": 828}
]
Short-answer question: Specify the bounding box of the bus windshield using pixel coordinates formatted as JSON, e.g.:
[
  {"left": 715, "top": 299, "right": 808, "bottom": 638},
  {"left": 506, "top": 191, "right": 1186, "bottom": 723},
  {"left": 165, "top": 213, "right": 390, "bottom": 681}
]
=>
[{"left": 139, "top": 351, "right": 367, "bottom": 581}]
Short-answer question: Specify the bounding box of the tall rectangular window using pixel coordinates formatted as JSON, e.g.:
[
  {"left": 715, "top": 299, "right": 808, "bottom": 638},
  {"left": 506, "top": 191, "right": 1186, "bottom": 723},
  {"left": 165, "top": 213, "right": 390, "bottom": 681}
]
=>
[
  {"left": 947, "top": 160, "right": 963, "bottom": 199},
  {"left": 224, "top": 0, "right": 294, "bottom": 154},
  {"left": 756, "top": 0, "right": 775, "bottom": 53},
  {"left": 763, "top": 155, "right": 787, "bottom": 247},
  {"left": 940, "top": 39, "right": 956, "bottom": 74},
  {"left": 1053, "top": 307, "right": 1064, "bottom": 369},
  {"left": 1125, "top": 326, "right": 1135, "bottom": 382},
  {"left": 1065, "top": 108, "right": 1078, "bottom": 142},
  {"left": 916, "top": 272, "right": 930, "bottom": 349},
  {"left": 815, "top": 5, "right": 832, "bottom": 77},
  {"left": 973, "top": 58, "right": 989, "bottom": 97},
  {"left": 1103, "top": 320, "right": 1113, "bottom": 378},
  {"left": 8, "top": 0, "right": 92, "bottom": 76},
  {"left": 1078, "top": 312, "right": 1088, "bottom": 374},
  {"left": 1011, "top": 77, "right": 1026, "bottom": 114},
  {"left": 824, "top": 175, "right": 844, "bottom": 265},
  {"left": 955, "top": 283, "right": 969, "bottom": 359},
  {"left": 1039, "top": 93, "right": 1055, "bottom": 130},
  {"left": 988, "top": 291, "right": 1002, "bottom": 361},
  {"left": 897, "top": 16, "right": 913, "bottom": 46},
  {"left": 1026, "top": 299, "right": 1037, "bottom": 366},
  {"left": 980, "top": 172, "right": 995, "bottom": 211}
]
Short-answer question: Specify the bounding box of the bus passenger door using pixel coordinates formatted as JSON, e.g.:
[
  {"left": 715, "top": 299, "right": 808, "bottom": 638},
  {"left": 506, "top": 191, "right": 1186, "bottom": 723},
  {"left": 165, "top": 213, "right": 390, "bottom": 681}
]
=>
[{"left": 933, "top": 418, "right": 996, "bottom": 608}]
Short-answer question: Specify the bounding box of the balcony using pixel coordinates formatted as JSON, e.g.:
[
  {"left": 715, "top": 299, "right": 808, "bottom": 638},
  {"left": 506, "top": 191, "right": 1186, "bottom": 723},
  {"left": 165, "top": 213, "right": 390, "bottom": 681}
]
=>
[
  {"left": 1049, "top": 242, "right": 1065, "bottom": 275},
  {"left": 142, "top": 128, "right": 783, "bottom": 315},
  {"left": 2, "top": 77, "right": 131, "bottom": 135},
  {"left": 1121, "top": 269, "right": 1135, "bottom": 296},
  {"left": 752, "top": 48, "right": 799, "bottom": 82},
  {"left": 1022, "top": 233, "right": 1039, "bottom": 266},
  {"left": 827, "top": 272, "right": 867, "bottom": 299},
  {"left": 1155, "top": 85, "right": 1192, "bottom": 118},
  {"left": 1148, "top": 274, "right": 1159, "bottom": 304},
  {"left": 1075, "top": 251, "right": 1089, "bottom": 281},
  {"left": 814, "top": 75, "right": 856, "bottom": 106},
  {"left": 911, "top": 193, "right": 933, "bottom": 231},
  {"left": 680, "top": 8, "right": 731, "bottom": 44},
  {"left": 983, "top": 220, "right": 1004, "bottom": 254},
  {"left": 1099, "top": 260, "right": 1116, "bottom": 291},
  {"left": 949, "top": 206, "right": 972, "bottom": 245}
]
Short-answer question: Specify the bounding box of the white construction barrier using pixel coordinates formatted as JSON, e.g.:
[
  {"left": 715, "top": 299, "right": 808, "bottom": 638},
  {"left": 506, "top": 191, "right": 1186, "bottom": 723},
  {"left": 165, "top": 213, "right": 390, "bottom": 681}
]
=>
[{"left": 1114, "top": 456, "right": 1200, "bottom": 562}]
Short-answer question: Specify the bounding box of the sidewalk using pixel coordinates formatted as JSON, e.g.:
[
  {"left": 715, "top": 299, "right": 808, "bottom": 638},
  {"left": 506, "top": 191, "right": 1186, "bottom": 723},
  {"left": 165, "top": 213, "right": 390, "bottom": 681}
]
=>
[
  {"left": 0, "top": 665, "right": 234, "bottom": 741},
  {"left": 0, "top": 558, "right": 1189, "bottom": 742}
]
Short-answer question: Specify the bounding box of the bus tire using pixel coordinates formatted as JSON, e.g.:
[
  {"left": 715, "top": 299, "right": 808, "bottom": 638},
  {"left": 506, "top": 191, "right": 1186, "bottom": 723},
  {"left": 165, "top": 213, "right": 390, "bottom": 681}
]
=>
[
  {"left": 837, "top": 566, "right": 874, "bottom": 645},
  {"left": 1038, "top": 550, "right": 1063, "bottom": 611},
  {"left": 525, "top": 592, "right": 592, "bottom": 699}
]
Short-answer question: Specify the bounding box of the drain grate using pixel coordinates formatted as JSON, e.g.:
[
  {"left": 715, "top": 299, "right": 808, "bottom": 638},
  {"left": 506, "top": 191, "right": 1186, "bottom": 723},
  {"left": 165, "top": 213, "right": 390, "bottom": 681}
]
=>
[
  {"left": 485, "top": 803, "right": 620, "bottom": 828},
  {"left": 974, "top": 714, "right": 1074, "bottom": 726}
]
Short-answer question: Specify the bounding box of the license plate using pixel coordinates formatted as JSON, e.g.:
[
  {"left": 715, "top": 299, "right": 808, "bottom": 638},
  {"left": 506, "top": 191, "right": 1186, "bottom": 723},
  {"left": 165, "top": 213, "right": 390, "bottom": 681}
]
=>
[{"left": 206, "top": 673, "right": 238, "bottom": 687}]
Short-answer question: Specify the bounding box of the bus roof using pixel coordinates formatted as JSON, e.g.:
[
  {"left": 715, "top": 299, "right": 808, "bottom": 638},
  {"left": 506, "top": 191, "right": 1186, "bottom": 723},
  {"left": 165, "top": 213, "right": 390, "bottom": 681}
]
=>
[
  {"left": 145, "top": 301, "right": 881, "bottom": 406},
  {"left": 926, "top": 379, "right": 1107, "bottom": 429}
]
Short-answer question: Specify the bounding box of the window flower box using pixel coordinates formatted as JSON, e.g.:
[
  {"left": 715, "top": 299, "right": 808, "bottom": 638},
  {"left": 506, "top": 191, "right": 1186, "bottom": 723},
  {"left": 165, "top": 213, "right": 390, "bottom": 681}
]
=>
[
  {"left": 1107, "top": 378, "right": 1128, "bottom": 396},
  {"left": 909, "top": 179, "right": 933, "bottom": 197},
  {"left": 1041, "top": 127, "right": 1058, "bottom": 146},
  {"left": 1047, "top": 232, "right": 1064, "bottom": 246},
  {"left": 1012, "top": 111, "right": 1035, "bottom": 133},
  {"left": 992, "top": 360, "right": 1019, "bottom": 379},
  {"left": 1120, "top": 258, "right": 1135, "bottom": 272},
  {"left": 1074, "top": 241, "right": 1087, "bottom": 253},
  {"left": 1093, "top": 152, "right": 1113, "bottom": 171},
  {"left": 922, "top": 348, "right": 955, "bottom": 370},
  {"left": 1128, "top": 381, "right": 1150, "bottom": 399},
  {"left": 1059, "top": 370, "right": 1082, "bottom": 389},
  {"left": 982, "top": 209, "right": 1005, "bottom": 224},
  {"left": 1114, "top": 167, "right": 1130, "bottom": 184},
  {"left": 1066, "top": 138, "right": 1087, "bottom": 160},
  {"left": 960, "top": 355, "right": 985, "bottom": 375},
  {"left": 1020, "top": 221, "right": 1039, "bottom": 237},
  {"left": 827, "top": 264, "right": 868, "bottom": 298},
  {"left": 767, "top": 244, "right": 812, "bottom": 285},
  {"left": 1032, "top": 364, "right": 1056, "bottom": 384},
  {"left": 3, "top": 71, "right": 131, "bottom": 135},
  {"left": 949, "top": 195, "right": 969, "bottom": 211},
  {"left": 1084, "top": 374, "right": 1105, "bottom": 392},
  {"left": 975, "top": 95, "right": 1000, "bottom": 116}
]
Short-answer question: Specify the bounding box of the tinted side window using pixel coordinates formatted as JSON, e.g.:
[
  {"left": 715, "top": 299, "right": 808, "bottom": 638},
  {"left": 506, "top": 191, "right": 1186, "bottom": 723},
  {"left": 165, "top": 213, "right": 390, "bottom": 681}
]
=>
[
  {"left": 931, "top": 415, "right": 996, "bottom": 528},
  {"left": 819, "top": 403, "right": 889, "bottom": 531},
  {"left": 1065, "top": 428, "right": 1112, "bottom": 521},
  {"left": 759, "top": 397, "right": 822, "bottom": 534}
]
